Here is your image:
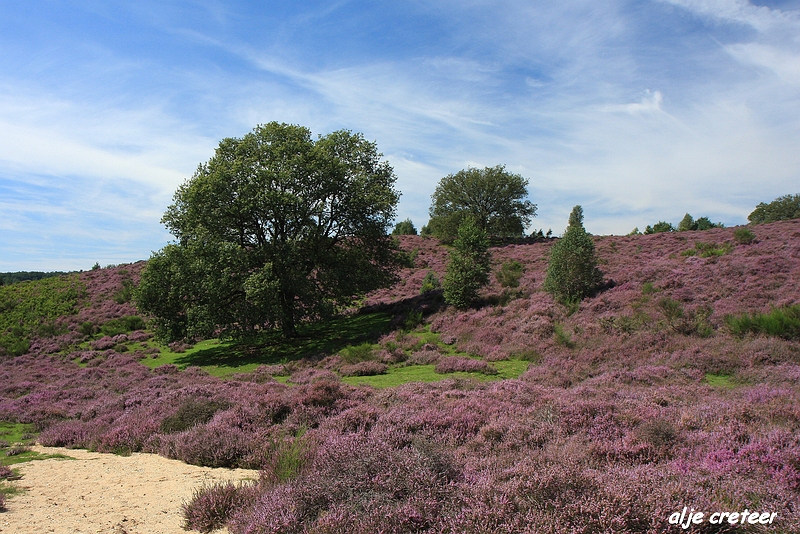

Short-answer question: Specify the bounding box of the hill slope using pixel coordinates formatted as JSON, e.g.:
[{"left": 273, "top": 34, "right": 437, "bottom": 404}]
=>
[{"left": 0, "top": 221, "right": 798, "bottom": 533}]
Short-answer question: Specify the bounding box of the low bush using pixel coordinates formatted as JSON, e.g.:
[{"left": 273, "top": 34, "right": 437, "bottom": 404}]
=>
[
  {"left": 420, "top": 271, "right": 441, "bottom": 293},
  {"left": 434, "top": 356, "right": 497, "bottom": 375},
  {"left": 160, "top": 398, "right": 231, "bottom": 434},
  {"left": 99, "top": 315, "right": 145, "bottom": 337},
  {"left": 338, "top": 343, "right": 376, "bottom": 364},
  {"left": 681, "top": 241, "right": 733, "bottom": 258},
  {"left": 339, "top": 361, "right": 389, "bottom": 377},
  {"left": 496, "top": 260, "right": 524, "bottom": 288},
  {"left": 0, "top": 466, "right": 12, "bottom": 479},
  {"left": 183, "top": 481, "right": 249, "bottom": 533},
  {"left": 657, "top": 298, "right": 714, "bottom": 337},
  {"left": 726, "top": 305, "right": 800, "bottom": 340},
  {"left": 733, "top": 227, "right": 756, "bottom": 245}
]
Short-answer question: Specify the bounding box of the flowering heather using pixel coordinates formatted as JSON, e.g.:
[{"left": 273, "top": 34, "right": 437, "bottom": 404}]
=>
[
  {"left": 434, "top": 356, "right": 498, "bottom": 375},
  {"left": 0, "top": 221, "right": 798, "bottom": 532}
]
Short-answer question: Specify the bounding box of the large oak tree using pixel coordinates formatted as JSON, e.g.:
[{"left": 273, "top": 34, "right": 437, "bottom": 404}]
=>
[
  {"left": 426, "top": 165, "right": 536, "bottom": 243},
  {"left": 136, "top": 122, "right": 402, "bottom": 340}
]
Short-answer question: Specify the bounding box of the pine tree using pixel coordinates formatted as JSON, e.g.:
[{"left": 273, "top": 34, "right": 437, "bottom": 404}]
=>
[
  {"left": 443, "top": 219, "right": 490, "bottom": 308},
  {"left": 543, "top": 205, "right": 603, "bottom": 303}
]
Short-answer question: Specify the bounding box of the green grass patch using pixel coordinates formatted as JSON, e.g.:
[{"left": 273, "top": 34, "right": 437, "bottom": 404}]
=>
[
  {"left": 140, "top": 312, "right": 393, "bottom": 377},
  {"left": 0, "top": 422, "right": 73, "bottom": 467},
  {"left": 705, "top": 374, "right": 735, "bottom": 388},
  {"left": 0, "top": 422, "right": 35, "bottom": 446},
  {"left": 725, "top": 305, "right": 800, "bottom": 340},
  {"left": 342, "top": 358, "right": 530, "bottom": 388}
]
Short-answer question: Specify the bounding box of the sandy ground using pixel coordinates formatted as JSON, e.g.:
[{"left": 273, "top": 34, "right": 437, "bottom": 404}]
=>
[{"left": 0, "top": 446, "right": 259, "bottom": 534}]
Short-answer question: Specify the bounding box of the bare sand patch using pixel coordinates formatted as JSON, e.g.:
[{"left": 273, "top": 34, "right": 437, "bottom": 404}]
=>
[{"left": 0, "top": 445, "right": 258, "bottom": 534}]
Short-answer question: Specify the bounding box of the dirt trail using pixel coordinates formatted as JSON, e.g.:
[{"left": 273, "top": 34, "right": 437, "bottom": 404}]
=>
[{"left": 0, "top": 446, "right": 258, "bottom": 534}]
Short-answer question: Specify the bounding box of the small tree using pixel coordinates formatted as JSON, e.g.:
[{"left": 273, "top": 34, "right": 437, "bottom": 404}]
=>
[
  {"left": 428, "top": 165, "right": 536, "bottom": 242},
  {"left": 748, "top": 194, "right": 800, "bottom": 224},
  {"left": 391, "top": 219, "right": 418, "bottom": 235},
  {"left": 644, "top": 221, "right": 675, "bottom": 234},
  {"left": 543, "top": 205, "right": 603, "bottom": 303},
  {"left": 443, "top": 219, "right": 490, "bottom": 309}
]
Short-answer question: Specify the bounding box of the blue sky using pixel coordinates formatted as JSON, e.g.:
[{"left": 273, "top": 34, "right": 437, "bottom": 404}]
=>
[{"left": 1, "top": 0, "right": 799, "bottom": 271}]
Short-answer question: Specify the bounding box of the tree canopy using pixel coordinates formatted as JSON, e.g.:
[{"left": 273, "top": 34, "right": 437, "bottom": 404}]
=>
[
  {"left": 427, "top": 165, "right": 536, "bottom": 242},
  {"left": 391, "top": 218, "right": 418, "bottom": 235},
  {"left": 748, "top": 194, "right": 800, "bottom": 224},
  {"left": 136, "top": 122, "right": 402, "bottom": 340}
]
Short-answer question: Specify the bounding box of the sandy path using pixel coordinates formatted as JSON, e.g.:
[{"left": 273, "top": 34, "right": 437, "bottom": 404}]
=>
[{"left": 0, "top": 446, "right": 259, "bottom": 534}]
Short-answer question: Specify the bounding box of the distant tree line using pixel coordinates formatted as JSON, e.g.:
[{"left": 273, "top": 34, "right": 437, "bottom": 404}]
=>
[{"left": 0, "top": 271, "right": 69, "bottom": 286}]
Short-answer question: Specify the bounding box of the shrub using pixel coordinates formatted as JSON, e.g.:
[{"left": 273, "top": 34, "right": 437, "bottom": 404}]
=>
[
  {"left": 183, "top": 481, "right": 249, "bottom": 533},
  {"left": 0, "top": 491, "right": 4, "bottom": 512},
  {"left": 339, "top": 361, "right": 389, "bottom": 377},
  {"left": 543, "top": 206, "right": 603, "bottom": 303},
  {"left": 681, "top": 241, "right": 732, "bottom": 258},
  {"left": 734, "top": 227, "right": 756, "bottom": 244},
  {"left": 748, "top": 193, "right": 800, "bottom": 224},
  {"left": 99, "top": 315, "right": 145, "bottom": 337},
  {"left": 160, "top": 398, "right": 231, "bottom": 434},
  {"left": 420, "top": 271, "right": 441, "bottom": 293},
  {"left": 113, "top": 279, "right": 135, "bottom": 304},
  {"left": 553, "top": 323, "right": 575, "bottom": 348},
  {"left": 434, "top": 356, "right": 498, "bottom": 375},
  {"left": 496, "top": 260, "right": 524, "bottom": 288},
  {"left": 657, "top": 298, "right": 714, "bottom": 337},
  {"left": 725, "top": 305, "right": 800, "bottom": 340},
  {"left": 338, "top": 343, "right": 375, "bottom": 364},
  {"left": 0, "top": 466, "right": 12, "bottom": 479},
  {"left": 443, "top": 218, "right": 491, "bottom": 309},
  {"left": 79, "top": 321, "right": 95, "bottom": 337}
]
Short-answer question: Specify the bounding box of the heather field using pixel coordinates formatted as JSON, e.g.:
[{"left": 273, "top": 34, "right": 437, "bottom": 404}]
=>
[{"left": 1, "top": 220, "right": 800, "bottom": 533}]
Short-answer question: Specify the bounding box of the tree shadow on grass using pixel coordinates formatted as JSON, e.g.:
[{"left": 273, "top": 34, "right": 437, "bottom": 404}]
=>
[{"left": 172, "top": 311, "right": 395, "bottom": 369}]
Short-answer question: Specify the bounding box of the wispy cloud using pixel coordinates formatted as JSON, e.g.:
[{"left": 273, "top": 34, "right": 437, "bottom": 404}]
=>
[{"left": 0, "top": 0, "right": 798, "bottom": 267}]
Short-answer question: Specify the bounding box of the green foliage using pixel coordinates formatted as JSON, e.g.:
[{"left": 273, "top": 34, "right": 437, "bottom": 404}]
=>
[
  {"left": 0, "top": 271, "right": 69, "bottom": 285},
  {"left": 136, "top": 122, "right": 402, "bottom": 341},
  {"left": 339, "top": 342, "right": 376, "bottom": 364},
  {"left": 644, "top": 221, "right": 675, "bottom": 234},
  {"left": 99, "top": 315, "right": 145, "bottom": 337},
  {"left": 160, "top": 398, "right": 231, "bottom": 434},
  {"left": 496, "top": 260, "right": 524, "bottom": 289},
  {"left": 678, "top": 213, "right": 723, "bottom": 231},
  {"left": 420, "top": 271, "right": 441, "bottom": 294},
  {"left": 427, "top": 165, "right": 536, "bottom": 242},
  {"left": 113, "top": 278, "right": 135, "bottom": 304},
  {"left": 442, "top": 219, "right": 491, "bottom": 309},
  {"left": 543, "top": 205, "right": 604, "bottom": 303},
  {"left": 391, "top": 218, "right": 418, "bottom": 235},
  {"left": 0, "top": 275, "right": 85, "bottom": 358},
  {"left": 748, "top": 193, "right": 800, "bottom": 224},
  {"left": 725, "top": 305, "right": 800, "bottom": 340},
  {"left": 733, "top": 227, "right": 756, "bottom": 245},
  {"left": 657, "top": 298, "right": 714, "bottom": 337},
  {"left": 553, "top": 323, "right": 575, "bottom": 348},
  {"left": 681, "top": 241, "right": 733, "bottom": 258}
]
